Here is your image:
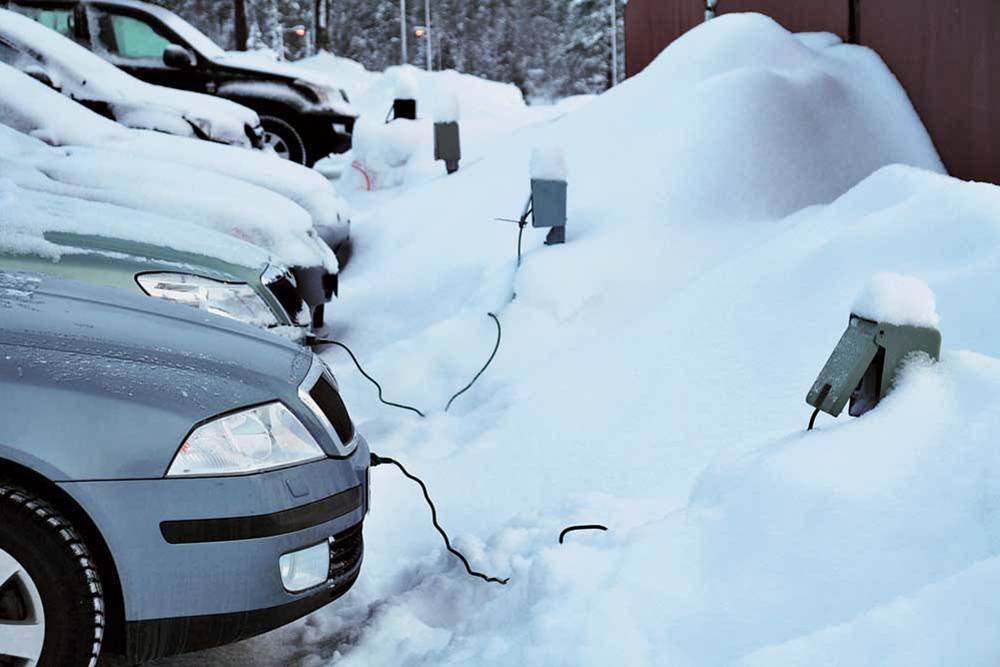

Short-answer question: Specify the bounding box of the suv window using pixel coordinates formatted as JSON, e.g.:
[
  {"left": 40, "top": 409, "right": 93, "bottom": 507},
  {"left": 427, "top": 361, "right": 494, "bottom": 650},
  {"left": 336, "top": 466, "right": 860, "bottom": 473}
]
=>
[
  {"left": 11, "top": 7, "right": 74, "bottom": 37},
  {"left": 94, "top": 10, "right": 171, "bottom": 60}
]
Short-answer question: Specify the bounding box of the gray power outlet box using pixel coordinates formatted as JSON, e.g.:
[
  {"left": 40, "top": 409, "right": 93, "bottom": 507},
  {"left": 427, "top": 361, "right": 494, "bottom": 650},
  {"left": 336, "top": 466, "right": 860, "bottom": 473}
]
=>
[
  {"left": 530, "top": 178, "right": 567, "bottom": 245},
  {"left": 807, "top": 314, "right": 941, "bottom": 418},
  {"left": 434, "top": 121, "right": 462, "bottom": 174}
]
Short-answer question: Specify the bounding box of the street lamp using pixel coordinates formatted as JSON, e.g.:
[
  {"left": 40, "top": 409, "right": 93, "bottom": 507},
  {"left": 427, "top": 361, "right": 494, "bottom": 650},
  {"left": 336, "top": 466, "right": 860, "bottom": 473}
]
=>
[
  {"left": 610, "top": 0, "right": 618, "bottom": 87},
  {"left": 399, "top": 0, "right": 407, "bottom": 65}
]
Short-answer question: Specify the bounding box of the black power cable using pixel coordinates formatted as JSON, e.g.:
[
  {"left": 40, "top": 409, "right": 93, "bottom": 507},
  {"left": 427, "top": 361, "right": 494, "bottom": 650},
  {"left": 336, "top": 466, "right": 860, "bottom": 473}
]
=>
[
  {"left": 445, "top": 313, "right": 502, "bottom": 412},
  {"left": 559, "top": 524, "right": 609, "bottom": 544},
  {"left": 310, "top": 337, "right": 427, "bottom": 418},
  {"left": 371, "top": 453, "right": 510, "bottom": 585}
]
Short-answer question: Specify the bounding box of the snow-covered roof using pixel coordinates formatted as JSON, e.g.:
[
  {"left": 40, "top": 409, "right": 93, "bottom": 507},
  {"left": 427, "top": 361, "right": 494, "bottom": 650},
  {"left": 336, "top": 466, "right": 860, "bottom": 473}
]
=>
[
  {"left": 0, "top": 123, "right": 335, "bottom": 271},
  {"left": 0, "top": 64, "right": 350, "bottom": 253},
  {"left": 0, "top": 8, "right": 257, "bottom": 145},
  {"left": 0, "top": 176, "right": 271, "bottom": 268}
]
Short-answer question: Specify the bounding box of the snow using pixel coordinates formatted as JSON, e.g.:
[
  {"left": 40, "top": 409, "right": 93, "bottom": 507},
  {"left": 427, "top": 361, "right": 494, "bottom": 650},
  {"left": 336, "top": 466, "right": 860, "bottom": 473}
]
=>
[
  {"left": 0, "top": 177, "right": 273, "bottom": 268},
  {"left": 69, "top": 12, "right": 1000, "bottom": 667},
  {"left": 392, "top": 66, "right": 420, "bottom": 100},
  {"left": 434, "top": 94, "right": 460, "bottom": 124},
  {"left": 0, "top": 125, "right": 335, "bottom": 271},
  {"left": 852, "top": 272, "right": 940, "bottom": 328},
  {"left": 215, "top": 14, "right": 1000, "bottom": 667},
  {"left": 0, "top": 63, "right": 350, "bottom": 256},
  {"left": 0, "top": 8, "right": 258, "bottom": 147},
  {"left": 530, "top": 142, "right": 568, "bottom": 181},
  {"left": 213, "top": 49, "right": 357, "bottom": 117}
]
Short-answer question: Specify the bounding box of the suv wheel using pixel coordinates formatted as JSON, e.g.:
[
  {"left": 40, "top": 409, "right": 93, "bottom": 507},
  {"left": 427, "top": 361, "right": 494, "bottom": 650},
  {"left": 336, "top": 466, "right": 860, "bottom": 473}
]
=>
[
  {"left": 0, "top": 483, "right": 104, "bottom": 667},
  {"left": 260, "top": 115, "right": 308, "bottom": 165}
]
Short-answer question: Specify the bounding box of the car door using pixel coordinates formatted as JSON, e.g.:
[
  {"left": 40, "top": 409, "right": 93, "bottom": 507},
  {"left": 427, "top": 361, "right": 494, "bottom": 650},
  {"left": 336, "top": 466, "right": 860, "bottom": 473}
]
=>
[{"left": 85, "top": 3, "right": 208, "bottom": 93}]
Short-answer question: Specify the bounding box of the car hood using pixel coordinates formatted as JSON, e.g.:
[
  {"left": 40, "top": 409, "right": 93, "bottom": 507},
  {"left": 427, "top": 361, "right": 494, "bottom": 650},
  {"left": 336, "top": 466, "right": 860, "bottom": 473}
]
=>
[
  {"left": 0, "top": 272, "right": 317, "bottom": 479},
  {"left": 0, "top": 272, "right": 310, "bottom": 381},
  {"left": 211, "top": 51, "right": 358, "bottom": 117}
]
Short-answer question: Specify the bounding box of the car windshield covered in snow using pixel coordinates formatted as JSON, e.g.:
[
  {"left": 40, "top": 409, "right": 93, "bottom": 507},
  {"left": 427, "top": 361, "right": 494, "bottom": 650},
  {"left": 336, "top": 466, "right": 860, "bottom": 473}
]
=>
[{"left": 0, "top": 7, "right": 259, "bottom": 146}]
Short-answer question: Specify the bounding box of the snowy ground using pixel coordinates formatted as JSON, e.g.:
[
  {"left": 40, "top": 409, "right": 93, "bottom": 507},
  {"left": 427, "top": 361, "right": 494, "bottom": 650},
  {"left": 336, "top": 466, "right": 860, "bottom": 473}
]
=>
[{"left": 131, "top": 14, "right": 1000, "bottom": 667}]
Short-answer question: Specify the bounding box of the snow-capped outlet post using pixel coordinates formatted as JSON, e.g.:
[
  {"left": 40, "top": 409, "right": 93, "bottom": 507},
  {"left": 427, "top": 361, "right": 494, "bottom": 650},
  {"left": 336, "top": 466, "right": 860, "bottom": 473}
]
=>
[
  {"left": 390, "top": 68, "right": 418, "bottom": 122},
  {"left": 529, "top": 143, "right": 568, "bottom": 245},
  {"left": 806, "top": 273, "right": 942, "bottom": 427},
  {"left": 433, "top": 93, "right": 461, "bottom": 174}
]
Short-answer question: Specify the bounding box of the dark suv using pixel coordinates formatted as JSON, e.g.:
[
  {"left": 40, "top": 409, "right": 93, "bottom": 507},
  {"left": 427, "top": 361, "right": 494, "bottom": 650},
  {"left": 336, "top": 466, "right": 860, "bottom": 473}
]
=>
[{"left": 5, "top": 0, "right": 358, "bottom": 166}]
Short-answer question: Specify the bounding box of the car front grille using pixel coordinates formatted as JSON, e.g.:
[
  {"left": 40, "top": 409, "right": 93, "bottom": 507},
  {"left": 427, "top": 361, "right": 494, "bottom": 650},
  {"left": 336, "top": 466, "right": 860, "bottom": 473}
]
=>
[
  {"left": 265, "top": 273, "right": 306, "bottom": 325},
  {"left": 329, "top": 522, "right": 364, "bottom": 583}
]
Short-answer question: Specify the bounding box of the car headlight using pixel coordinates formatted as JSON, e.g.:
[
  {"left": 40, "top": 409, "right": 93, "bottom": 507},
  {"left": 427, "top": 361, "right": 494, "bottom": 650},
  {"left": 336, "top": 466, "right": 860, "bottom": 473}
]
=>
[
  {"left": 167, "top": 402, "right": 326, "bottom": 477},
  {"left": 136, "top": 273, "right": 280, "bottom": 327}
]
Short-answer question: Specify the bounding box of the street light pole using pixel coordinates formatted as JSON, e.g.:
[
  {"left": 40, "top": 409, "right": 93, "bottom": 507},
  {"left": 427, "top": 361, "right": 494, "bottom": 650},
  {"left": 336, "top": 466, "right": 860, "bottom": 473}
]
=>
[
  {"left": 424, "top": 0, "right": 433, "bottom": 71},
  {"left": 610, "top": 0, "right": 618, "bottom": 86},
  {"left": 400, "top": 0, "right": 408, "bottom": 65}
]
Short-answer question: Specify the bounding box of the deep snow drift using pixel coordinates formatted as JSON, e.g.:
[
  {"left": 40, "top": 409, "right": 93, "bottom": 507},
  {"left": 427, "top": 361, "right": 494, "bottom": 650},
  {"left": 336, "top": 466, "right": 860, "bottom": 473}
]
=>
[{"left": 155, "top": 13, "right": 1000, "bottom": 667}]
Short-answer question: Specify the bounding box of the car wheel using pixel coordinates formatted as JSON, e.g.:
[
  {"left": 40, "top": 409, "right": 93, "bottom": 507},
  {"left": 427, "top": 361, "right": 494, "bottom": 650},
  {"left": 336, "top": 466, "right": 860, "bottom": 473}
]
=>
[
  {"left": 0, "top": 482, "right": 104, "bottom": 667},
  {"left": 260, "top": 115, "right": 308, "bottom": 165}
]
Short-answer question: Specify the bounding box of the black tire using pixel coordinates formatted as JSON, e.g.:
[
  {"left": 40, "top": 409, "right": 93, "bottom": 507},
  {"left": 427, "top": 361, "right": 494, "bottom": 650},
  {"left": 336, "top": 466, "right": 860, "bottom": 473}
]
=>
[
  {"left": 0, "top": 482, "right": 104, "bottom": 667},
  {"left": 260, "top": 115, "right": 308, "bottom": 165}
]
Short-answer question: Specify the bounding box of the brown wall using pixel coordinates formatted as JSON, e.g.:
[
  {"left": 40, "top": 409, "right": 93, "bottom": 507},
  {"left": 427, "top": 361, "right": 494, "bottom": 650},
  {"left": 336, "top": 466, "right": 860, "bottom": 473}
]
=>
[
  {"left": 858, "top": 0, "right": 1000, "bottom": 184},
  {"left": 624, "top": 0, "right": 1000, "bottom": 185},
  {"left": 715, "top": 0, "right": 851, "bottom": 40},
  {"left": 625, "top": 0, "right": 703, "bottom": 77}
]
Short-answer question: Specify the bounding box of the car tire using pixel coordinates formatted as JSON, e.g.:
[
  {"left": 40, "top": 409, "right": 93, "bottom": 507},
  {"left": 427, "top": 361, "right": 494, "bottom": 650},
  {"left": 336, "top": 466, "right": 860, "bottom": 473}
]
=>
[
  {"left": 260, "top": 115, "right": 308, "bottom": 165},
  {"left": 0, "top": 482, "right": 104, "bottom": 667}
]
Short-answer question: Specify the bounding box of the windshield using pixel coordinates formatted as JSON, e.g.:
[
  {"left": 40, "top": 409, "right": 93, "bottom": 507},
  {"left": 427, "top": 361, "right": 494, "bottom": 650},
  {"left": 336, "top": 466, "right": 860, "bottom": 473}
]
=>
[{"left": 144, "top": 4, "right": 225, "bottom": 60}]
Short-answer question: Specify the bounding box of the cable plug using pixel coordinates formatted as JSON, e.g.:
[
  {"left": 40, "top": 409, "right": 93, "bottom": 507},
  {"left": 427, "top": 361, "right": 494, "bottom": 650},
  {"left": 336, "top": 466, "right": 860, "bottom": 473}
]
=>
[{"left": 370, "top": 453, "right": 388, "bottom": 467}]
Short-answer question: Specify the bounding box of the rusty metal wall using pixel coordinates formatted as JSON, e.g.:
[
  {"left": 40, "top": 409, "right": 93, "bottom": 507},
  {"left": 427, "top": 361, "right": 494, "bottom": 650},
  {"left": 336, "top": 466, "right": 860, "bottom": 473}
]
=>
[
  {"left": 715, "top": 0, "right": 851, "bottom": 40},
  {"left": 858, "top": 0, "right": 1000, "bottom": 184},
  {"left": 625, "top": 0, "right": 704, "bottom": 77}
]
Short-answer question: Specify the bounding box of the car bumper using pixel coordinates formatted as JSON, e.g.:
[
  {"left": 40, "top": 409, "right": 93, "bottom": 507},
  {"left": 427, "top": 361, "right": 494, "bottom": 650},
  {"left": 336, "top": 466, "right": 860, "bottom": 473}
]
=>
[
  {"left": 300, "top": 113, "right": 357, "bottom": 160},
  {"left": 58, "top": 442, "right": 370, "bottom": 662}
]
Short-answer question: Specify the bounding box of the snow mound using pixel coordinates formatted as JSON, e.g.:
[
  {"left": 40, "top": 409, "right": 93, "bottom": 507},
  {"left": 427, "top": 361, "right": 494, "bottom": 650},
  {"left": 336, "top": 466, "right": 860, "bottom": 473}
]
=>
[
  {"left": 558, "top": 12, "right": 943, "bottom": 222},
  {"left": 434, "top": 93, "right": 460, "bottom": 123},
  {"left": 853, "top": 272, "right": 940, "bottom": 328},
  {"left": 530, "top": 142, "right": 568, "bottom": 181}
]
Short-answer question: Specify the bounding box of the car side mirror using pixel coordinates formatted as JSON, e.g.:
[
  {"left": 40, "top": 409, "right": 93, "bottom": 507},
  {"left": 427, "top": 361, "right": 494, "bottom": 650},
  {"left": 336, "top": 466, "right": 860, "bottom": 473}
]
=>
[
  {"left": 163, "top": 44, "right": 195, "bottom": 69},
  {"left": 23, "top": 65, "right": 55, "bottom": 89}
]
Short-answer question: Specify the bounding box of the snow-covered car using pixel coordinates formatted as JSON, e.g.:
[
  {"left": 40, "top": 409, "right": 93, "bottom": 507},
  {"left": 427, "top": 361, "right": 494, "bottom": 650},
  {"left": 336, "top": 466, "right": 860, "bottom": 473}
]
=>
[
  {"left": 0, "top": 7, "right": 263, "bottom": 148},
  {"left": 0, "top": 61, "right": 352, "bottom": 261},
  {"left": 0, "top": 115, "right": 340, "bottom": 326},
  {"left": 0, "top": 271, "right": 369, "bottom": 665},
  {"left": 0, "top": 178, "right": 309, "bottom": 339},
  {"left": 5, "top": 0, "right": 358, "bottom": 166}
]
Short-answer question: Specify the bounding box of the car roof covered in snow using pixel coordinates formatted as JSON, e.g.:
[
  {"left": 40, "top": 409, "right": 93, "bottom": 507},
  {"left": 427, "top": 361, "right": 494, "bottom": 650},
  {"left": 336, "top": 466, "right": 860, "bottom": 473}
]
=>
[{"left": 0, "top": 8, "right": 257, "bottom": 145}]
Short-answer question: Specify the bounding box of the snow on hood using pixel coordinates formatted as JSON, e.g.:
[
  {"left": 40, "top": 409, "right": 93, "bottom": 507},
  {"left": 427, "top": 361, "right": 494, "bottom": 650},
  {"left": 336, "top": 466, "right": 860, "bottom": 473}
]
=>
[
  {"left": 245, "top": 15, "right": 1000, "bottom": 667},
  {"left": 0, "top": 9, "right": 258, "bottom": 146},
  {"left": 0, "top": 64, "right": 350, "bottom": 254},
  {"left": 0, "top": 176, "right": 271, "bottom": 268},
  {"left": 214, "top": 49, "right": 356, "bottom": 117},
  {"left": 0, "top": 124, "right": 334, "bottom": 271}
]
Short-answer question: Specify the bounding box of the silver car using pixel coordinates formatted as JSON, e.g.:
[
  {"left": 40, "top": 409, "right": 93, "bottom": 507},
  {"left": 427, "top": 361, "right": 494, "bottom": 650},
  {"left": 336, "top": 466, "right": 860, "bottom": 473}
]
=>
[{"left": 0, "top": 272, "right": 369, "bottom": 665}]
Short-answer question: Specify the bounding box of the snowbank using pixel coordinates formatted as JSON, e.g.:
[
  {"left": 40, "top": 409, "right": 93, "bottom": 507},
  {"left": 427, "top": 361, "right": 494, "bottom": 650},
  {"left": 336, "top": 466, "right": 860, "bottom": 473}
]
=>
[
  {"left": 157, "top": 14, "right": 997, "bottom": 667},
  {"left": 853, "top": 272, "right": 940, "bottom": 328}
]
